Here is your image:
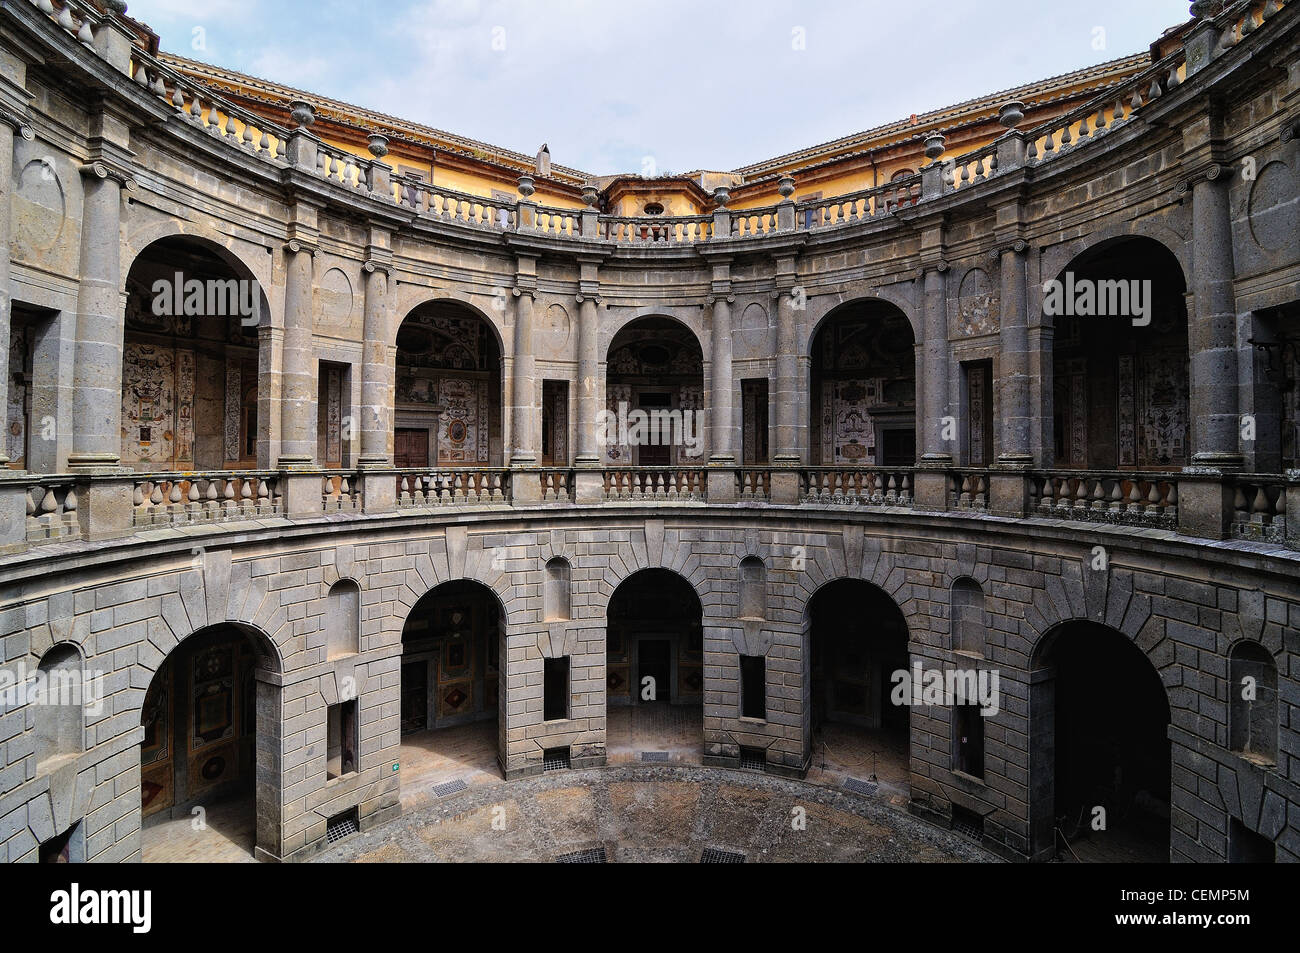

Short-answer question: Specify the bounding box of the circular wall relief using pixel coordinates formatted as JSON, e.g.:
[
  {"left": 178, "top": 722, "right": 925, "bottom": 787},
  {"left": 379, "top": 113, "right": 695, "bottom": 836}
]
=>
[
  {"left": 1248, "top": 160, "right": 1297, "bottom": 252},
  {"left": 544, "top": 303, "right": 571, "bottom": 352},
  {"left": 14, "top": 158, "right": 66, "bottom": 252},
  {"left": 317, "top": 266, "right": 355, "bottom": 326},
  {"left": 956, "top": 267, "right": 999, "bottom": 336}
]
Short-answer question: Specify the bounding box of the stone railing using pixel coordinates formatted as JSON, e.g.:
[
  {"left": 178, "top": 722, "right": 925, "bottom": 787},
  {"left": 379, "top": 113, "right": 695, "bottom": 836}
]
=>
[
  {"left": 128, "top": 47, "right": 290, "bottom": 163},
  {"left": 1, "top": 465, "right": 1297, "bottom": 554},
  {"left": 944, "top": 144, "right": 999, "bottom": 193},
  {"left": 20, "top": 476, "right": 79, "bottom": 544},
  {"left": 795, "top": 179, "right": 919, "bottom": 228},
  {"left": 801, "top": 467, "right": 915, "bottom": 507},
  {"left": 531, "top": 205, "right": 582, "bottom": 237},
  {"left": 730, "top": 205, "right": 783, "bottom": 238},
  {"left": 1230, "top": 474, "right": 1290, "bottom": 544},
  {"left": 599, "top": 467, "right": 707, "bottom": 502},
  {"left": 396, "top": 178, "right": 517, "bottom": 229},
  {"left": 599, "top": 215, "right": 714, "bottom": 244},
  {"left": 321, "top": 472, "right": 363, "bottom": 513},
  {"left": 30, "top": 0, "right": 102, "bottom": 49},
  {"left": 1029, "top": 470, "right": 1179, "bottom": 529},
  {"left": 948, "top": 469, "right": 991, "bottom": 510},
  {"left": 737, "top": 469, "right": 772, "bottom": 501},
  {"left": 132, "top": 473, "right": 283, "bottom": 528},
  {"left": 395, "top": 469, "right": 510, "bottom": 507}
]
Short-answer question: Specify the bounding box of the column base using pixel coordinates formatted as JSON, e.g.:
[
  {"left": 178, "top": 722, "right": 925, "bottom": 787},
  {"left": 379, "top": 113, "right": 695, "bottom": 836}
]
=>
[{"left": 1190, "top": 452, "right": 1244, "bottom": 469}]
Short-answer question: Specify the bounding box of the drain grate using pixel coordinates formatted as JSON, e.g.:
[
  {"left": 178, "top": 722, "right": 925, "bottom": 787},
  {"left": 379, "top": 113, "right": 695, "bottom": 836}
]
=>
[
  {"left": 325, "top": 808, "right": 359, "bottom": 844},
  {"left": 557, "top": 847, "right": 606, "bottom": 864},
  {"left": 739, "top": 747, "right": 767, "bottom": 771},
  {"left": 433, "top": 778, "right": 468, "bottom": 798},
  {"left": 640, "top": 751, "right": 670, "bottom": 762},
  {"left": 543, "top": 747, "right": 571, "bottom": 771},
  {"left": 951, "top": 806, "right": 984, "bottom": 841},
  {"left": 700, "top": 847, "right": 746, "bottom": 864},
  {"left": 843, "top": 777, "right": 879, "bottom": 796}
]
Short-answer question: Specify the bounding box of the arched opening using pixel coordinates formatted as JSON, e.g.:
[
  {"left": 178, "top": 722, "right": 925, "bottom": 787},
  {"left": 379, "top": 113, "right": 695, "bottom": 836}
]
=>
[
  {"left": 544, "top": 557, "right": 571, "bottom": 622},
  {"left": 605, "top": 569, "right": 704, "bottom": 761},
  {"left": 393, "top": 301, "right": 503, "bottom": 469},
  {"left": 806, "top": 579, "right": 910, "bottom": 792},
  {"left": 326, "top": 580, "right": 361, "bottom": 660},
  {"left": 951, "top": 578, "right": 986, "bottom": 657},
  {"left": 1048, "top": 237, "right": 1189, "bottom": 470},
  {"left": 603, "top": 317, "right": 705, "bottom": 466},
  {"left": 810, "top": 300, "right": 917, "bottom": 466},
  {"left": 122, "top": 237, "right": 268, "bottom": 471},
  {"left": 739, "top": 556, "right": 766, "bottom": 620},
  {"left": 1030, "top": 621, "right": 1171, "bottom": 862},
  {"left": 399, "top": 580, "right": 503, "bottom": 789},
  {"left": 139, "top": 623, "right": 279, "bottom": 862},
  {"left": 34, "top": 644, "right": 84, "bottom": 771},
  {"left": 1228, "top": 641, "right": 1278, "bottom": 765}
]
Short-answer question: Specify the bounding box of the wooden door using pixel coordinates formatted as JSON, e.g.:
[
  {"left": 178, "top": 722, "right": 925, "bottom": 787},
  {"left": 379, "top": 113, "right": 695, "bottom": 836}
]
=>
[{"left": 395, "top": 428, "right": 429, "bottom": 469}]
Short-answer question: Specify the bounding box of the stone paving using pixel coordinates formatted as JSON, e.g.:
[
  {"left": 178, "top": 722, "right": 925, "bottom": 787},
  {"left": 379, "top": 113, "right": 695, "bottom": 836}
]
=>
[{"left": 313, "top": 762, "right": 992, "bottom": 863}]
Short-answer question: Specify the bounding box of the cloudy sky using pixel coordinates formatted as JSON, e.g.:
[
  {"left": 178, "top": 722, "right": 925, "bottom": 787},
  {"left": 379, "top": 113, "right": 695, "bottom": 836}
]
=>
[{"left": 124, "top": 0, "right": 1192, "bottom": 176}]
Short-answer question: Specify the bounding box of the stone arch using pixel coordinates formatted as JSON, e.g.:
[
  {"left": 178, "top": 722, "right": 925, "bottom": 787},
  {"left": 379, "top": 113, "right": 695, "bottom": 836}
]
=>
[
  {"left": 124, "top": 219, "right": 274, "bottom": 307},
  {"left": 1027, "top": 618, "right": 1173, "bottom": 862},
  {"left": 602, "top": 307, "right": 709, "bottom": 358},
  {"left": 390, "top": 292, "right": 507, "bottom": 359},
  {"left": 806, "top": 296, "right": 920, "bottom": 467},
  {"left": 802, "top": 284, "right": 921, "bottom": 354},
  {"left": 1037, "top": 218, "right": 1191, "bottom": 298},
  {"left": 588, "top": 528, "right": 714, "bottom": 622}
]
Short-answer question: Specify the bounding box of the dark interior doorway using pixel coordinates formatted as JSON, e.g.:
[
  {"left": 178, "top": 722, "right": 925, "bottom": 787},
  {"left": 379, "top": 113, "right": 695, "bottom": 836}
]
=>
[{"left": 637, "top": 639, "right": 672, "bottom": 703}]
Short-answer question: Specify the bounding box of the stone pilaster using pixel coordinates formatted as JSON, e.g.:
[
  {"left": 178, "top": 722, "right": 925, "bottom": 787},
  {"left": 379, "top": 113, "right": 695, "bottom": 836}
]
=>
[
  {"left": 358, "top": 257, "right": 393, "bottom": 469},
  {"left": 510, "top": 256, "right": 539, "bottom": 467},
  {"left": 708, "top": 266, "right": 735, "bottom": 465},
  {"left": 920, "top": 263, "right": 953, "bottom": 465},
  {"left": 278, "top": 238, "right": 317, "bottom": 468},
  {"left": 575, "top": 258, "right": 603, "bottom": 467},
  {"left": 1188, "top": 166, "right": 1244, "bottom": 468},
  {"left": 772, "top": 255, "right": 801, "bottom": 466},
  {"left": 0, "top": 110, "right": 28, "bottom": 468},
  {"left": 67, "top": 160, "right": 133, "bottom": 471},
  {"left": 996, "top": 241, "right": 1032, "bottom": 466}
]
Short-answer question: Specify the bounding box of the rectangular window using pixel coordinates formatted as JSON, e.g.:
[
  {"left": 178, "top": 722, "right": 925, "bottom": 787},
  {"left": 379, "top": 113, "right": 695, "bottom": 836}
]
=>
[
  {"left": 740, "top": 654, "right": 766, "bottom": 720},
  {"left": 327, "top": 700, "right": 358, "bottom": 780},
  {"left": 544, "top": 657, "right": 570, "bottom": 722},
  {"left": 953, "top": 704, "right": 984, "bottom": 779},
  {"left": 741, "top": 378, "right": 769, "bottom": 465}
]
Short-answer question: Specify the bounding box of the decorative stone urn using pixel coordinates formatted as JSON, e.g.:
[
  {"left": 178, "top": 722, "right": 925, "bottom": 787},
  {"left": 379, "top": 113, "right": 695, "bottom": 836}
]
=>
[
  {"left": 777, "top": 175, "right": 796, "bottom": 199},
  {"left": 367, "top": 134, "right": 389, "bottom": 159},
  {"left": 924, "top": 133, "right": 946, "bottom": 160},
  {"left": 1189, "top": 0, "right": 1223, "bottom": 17},
  {"left": 517, "top": 175, "right": 535, "bottom": 198},
  {"left": 581, "top": 183, "right": 599, "bottom": 208},
  {"left": 289, "top": 101, "right": 315, "bottom": 129},
  {"left": 998, "top": 101, "right": 1026, "bottom": 127},
  {"left": 712, "top": 185, "right": 730, "bottom": 207},
  {"left": 105, "top": 0, "right": 128, "bottom": 14}
]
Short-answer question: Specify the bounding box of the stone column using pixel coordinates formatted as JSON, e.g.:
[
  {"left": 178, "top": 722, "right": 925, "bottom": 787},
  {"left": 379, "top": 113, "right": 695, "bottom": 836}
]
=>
[
  {"left": 510, "top": 290, "right": 537, "bottom": 466},
  {"left": 773, "top": 282, "right": 800, "bottom": 465},
  {"left": 920, "top": 265, "right": 953, "bottom": 464},
  {"left": 575, "top": 295, "right": 600, "bottom": 466},
  {"left": 358, "top": 260, "right": 393, "bottom": 468},
  {"left": 1189, "top": 168, "right": 1243, "bottom": 467},
  {"left": 278, "top": 240, "right": 317, "bottom": 468},
  {"left": 709, "top": 295, "right": 734, "bottom": 464},
  {"left": 996, "top": 243, "right": 1032, "bottom": 465},
  {"left": 0, "top": 112, "right": 23, "bottom": 468},
  {"left": 67, "top": 163, "right": 129, "bottom": 471}
]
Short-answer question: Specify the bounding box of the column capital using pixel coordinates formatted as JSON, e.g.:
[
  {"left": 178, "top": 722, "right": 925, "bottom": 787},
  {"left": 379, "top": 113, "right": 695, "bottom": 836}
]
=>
[
  {"left": 575, "top": 292, "right": 602, "bottom": 306},
  {"left": 706, "top": 294, "right": 736, "bottom": 307},
  {"left": 1178, "top": 161, "right": 1230, "bottom": 195},
  {"left": 987, "top": 239, "right": 1029, "bottom": 262},
  {"left": 0, "top": 104, "right": 33, "bottom": 141},
  {"left": 362, "top": 258, "right": 392, "bottom": 275},
  {"left": 78, "top": 160, "right": 136, "bottom": 191},
  {"left": 285, "top": 238, "right": 317, "bottom": 256}
]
